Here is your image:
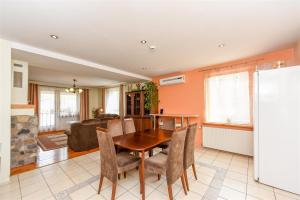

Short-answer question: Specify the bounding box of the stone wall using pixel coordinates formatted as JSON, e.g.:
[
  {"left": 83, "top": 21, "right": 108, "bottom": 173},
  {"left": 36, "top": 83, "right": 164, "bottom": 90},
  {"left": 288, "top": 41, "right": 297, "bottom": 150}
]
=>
[{"left": 11, "top": 115, "right": 38, "bottom": 168}]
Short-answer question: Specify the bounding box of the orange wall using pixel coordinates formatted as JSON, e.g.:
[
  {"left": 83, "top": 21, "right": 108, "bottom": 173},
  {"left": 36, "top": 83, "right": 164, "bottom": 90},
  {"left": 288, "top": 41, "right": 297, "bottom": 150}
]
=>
[{"left": 152, "top": 48, "right": 296, "bottom": 146}]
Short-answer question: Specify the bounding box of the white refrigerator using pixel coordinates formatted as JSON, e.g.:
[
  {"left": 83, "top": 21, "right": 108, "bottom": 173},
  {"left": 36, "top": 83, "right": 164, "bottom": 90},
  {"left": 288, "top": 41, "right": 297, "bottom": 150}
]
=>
[{"left": 254, "top": 66, "right": 300, "bottom": 195}]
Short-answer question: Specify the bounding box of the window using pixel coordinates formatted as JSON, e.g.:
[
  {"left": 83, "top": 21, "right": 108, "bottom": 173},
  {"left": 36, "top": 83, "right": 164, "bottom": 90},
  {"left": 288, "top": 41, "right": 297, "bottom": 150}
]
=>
[
  {"left": 39, "top": 87, "right": 80, "bottom": 131},
  {"left": 39, "top": 89, "right": 55, "bottom": 130},
  {"left": 205, "top": 71, "right": 250, "bottom": 124},
  {"left": 60, "top": 92, "right": 79, "bottom": 117},
  {"left": 105, "top": 87, "right": 120, "bottom": 114}
]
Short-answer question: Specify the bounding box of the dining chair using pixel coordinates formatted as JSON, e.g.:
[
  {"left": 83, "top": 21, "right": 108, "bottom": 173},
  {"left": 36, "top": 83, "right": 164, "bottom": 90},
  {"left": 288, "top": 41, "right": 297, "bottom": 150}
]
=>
[
  {"left": 144, "top": 128, "right": 188, "bottom": 200},
  {"left": 183, "top": 123, "right": 198, "bottom": 191},
  {"left": 96, "top": 127, "right": 140, "bottom": 200},
  {"left": 123, "top": 118, "right": 136, "bottom": 134},
  {"left": 107, "top": 119, "right": 124, "bottom": 137}
]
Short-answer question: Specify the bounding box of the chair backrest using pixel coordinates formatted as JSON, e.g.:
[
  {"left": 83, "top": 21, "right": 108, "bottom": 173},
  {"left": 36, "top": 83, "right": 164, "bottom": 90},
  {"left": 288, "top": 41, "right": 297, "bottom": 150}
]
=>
[
  {"left": 96, "top": 127, "right": 118, "bottom": 182},
  {"left": 107, "top": 119, "right": 123, "bottom": 137},
  {"left": 166, "top": 128, "right": 187, "bottom": 184},
  {"left": 160, "top": 117, "right": 176, "bottom": 131},
  {"left": 184, "top": 123, "right": 197, "bottom": 169},
  {"left": 124, "top": 118, "right": 136, "bottom": 134}
]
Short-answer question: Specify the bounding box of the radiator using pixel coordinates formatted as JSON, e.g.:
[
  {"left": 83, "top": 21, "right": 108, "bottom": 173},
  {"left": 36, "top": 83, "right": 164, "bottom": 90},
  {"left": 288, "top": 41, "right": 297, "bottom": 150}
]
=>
[{"left": 202, "top": 126, "right": 253, "bottom": 156}]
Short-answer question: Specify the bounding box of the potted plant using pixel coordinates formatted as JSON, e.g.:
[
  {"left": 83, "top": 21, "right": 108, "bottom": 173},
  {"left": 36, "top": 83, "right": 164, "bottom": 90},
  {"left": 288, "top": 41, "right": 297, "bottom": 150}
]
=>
[{"left": 144, "top": 81, "right": 158, "bottom": 114}]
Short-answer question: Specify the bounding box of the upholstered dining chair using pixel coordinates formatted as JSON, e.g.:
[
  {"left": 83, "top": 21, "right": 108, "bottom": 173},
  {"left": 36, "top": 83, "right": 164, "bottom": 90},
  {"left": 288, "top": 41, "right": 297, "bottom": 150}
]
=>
[
  {"left": 107, "top": 119, "right": 123, "bottom": 137},
  {"left": 96, "top": 127, "right": 140, "bottom": 200},
  {"left": 183, "top": 123, "right": 198, "bottom": 191},
  {"left": 123, "top": 118, "right": 136, "bottom": 134},
  {"left": 144, "top": 128, "right": 188, "bottom": 200}
]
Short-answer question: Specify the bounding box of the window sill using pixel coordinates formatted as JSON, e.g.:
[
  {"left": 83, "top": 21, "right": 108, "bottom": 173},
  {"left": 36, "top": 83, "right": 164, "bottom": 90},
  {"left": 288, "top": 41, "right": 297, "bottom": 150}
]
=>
[{"left": 202, "top": 122, "right": 253, "bottom": 131}]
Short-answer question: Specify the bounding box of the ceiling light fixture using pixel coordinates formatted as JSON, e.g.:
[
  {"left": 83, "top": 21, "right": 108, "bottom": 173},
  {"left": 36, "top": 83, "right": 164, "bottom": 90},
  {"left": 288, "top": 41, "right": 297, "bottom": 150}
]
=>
[
  {"left": 140, "top": 40, "right": 147, "bottom": 44},
  {"left": 65, "top": 79, "right": 83, "bottom": 94},
  {"left": 218, "top": 43, "right": 225, "bottom": 48},
  {"left": 50, "top": 34, "right": 59, "bottom": 39}
]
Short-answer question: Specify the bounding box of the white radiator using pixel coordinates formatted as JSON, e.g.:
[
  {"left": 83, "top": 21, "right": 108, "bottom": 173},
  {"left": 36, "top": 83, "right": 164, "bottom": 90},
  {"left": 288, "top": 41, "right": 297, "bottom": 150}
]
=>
[{"left": 202, "top": 126, "right": 253, "bottom": 156}]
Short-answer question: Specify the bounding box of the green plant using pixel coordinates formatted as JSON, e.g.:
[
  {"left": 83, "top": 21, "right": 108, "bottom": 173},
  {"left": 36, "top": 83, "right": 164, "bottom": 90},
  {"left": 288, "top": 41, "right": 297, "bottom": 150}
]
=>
[{"left": 144, "top": 81, "right": 158, "bottom": 111}]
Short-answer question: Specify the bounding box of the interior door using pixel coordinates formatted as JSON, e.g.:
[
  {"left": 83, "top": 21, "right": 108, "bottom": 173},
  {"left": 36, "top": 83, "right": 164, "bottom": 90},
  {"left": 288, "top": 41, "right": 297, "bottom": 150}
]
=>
[{"left": 258, "top": 66, "right": 300, "bottom": 194}]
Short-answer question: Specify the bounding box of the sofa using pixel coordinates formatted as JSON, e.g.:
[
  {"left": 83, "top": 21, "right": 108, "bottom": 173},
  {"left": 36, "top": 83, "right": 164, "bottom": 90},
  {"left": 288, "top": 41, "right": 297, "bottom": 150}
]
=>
[{"left": 65, "top": 114, "right": 119, "bottom": 151}]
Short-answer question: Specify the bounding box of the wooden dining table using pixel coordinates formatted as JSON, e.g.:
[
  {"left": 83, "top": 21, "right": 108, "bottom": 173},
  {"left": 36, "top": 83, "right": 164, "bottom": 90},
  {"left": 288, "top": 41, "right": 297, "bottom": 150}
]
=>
[{"left": 113, "top": 128, "right": 173, "bottom": 200}]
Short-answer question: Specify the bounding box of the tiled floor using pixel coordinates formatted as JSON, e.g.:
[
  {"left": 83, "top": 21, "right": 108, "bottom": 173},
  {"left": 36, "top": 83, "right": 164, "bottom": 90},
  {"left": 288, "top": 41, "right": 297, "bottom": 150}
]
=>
[{"left": 1, "top": 147, "right": 300, "bottom": 200}]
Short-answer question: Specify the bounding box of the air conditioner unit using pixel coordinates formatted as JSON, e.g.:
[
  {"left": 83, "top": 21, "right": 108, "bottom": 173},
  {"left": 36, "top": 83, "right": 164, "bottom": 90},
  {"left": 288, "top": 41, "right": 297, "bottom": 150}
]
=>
[{"left": 159, "top": 75, "right": 185, "bottom": 86}]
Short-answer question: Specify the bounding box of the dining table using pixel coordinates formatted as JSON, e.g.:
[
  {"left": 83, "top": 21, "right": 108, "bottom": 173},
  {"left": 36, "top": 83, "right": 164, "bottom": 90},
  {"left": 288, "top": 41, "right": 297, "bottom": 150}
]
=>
[{"left": 113, "top": 128, "right": 173, "bottom": 200}]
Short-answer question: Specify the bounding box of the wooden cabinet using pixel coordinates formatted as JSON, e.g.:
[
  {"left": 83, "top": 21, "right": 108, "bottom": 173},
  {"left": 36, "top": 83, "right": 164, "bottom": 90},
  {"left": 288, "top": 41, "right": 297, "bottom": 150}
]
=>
[{"left": 125, "top": 91, "right": 152, "bottom": 132}]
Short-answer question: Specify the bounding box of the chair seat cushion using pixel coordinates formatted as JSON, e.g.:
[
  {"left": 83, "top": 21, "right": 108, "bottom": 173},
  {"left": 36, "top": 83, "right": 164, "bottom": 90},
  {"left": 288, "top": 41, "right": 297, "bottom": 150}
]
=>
[
  {"left": 117, "top": 152, "right": 140, "bottom": 167},
  {"left": 145, "top": 152, "right": 168, "bottom": 175}
]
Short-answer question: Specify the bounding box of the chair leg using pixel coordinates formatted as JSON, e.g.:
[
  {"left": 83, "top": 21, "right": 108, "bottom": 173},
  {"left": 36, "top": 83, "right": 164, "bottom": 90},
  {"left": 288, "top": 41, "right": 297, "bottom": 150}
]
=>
[
  {"left": 98, "top": 174, "right": 104, "bottom": 194},
  {"left": 111, "top": 182, "right": 117, "bottom": 200},
  {"left": 124, "top": 172, "right": 126, "bottom": 178},
  {"left": 167, "top": 184, "right": 173, "bottom": 200},
  {"left": 192, "top": 163, "right": 198, "bottom": 180},
  {"left": 118, "top": 174, "right": 120, "bottom": 180},
  {"left": 184, "top": 170, "right": 189, "bottom": 191},
  {"left": 158, "top": 174, "right": 161, "bottom": 181},
  {"left": 180, "top": 175, "right": 188, "bottom": 195}
]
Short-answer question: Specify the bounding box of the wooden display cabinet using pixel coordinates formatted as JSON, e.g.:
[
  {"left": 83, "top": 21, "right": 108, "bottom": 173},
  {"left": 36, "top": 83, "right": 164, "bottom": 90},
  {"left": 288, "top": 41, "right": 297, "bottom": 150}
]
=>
[{"left": 125, "top": 91, "right": 154, "bottom": 132}]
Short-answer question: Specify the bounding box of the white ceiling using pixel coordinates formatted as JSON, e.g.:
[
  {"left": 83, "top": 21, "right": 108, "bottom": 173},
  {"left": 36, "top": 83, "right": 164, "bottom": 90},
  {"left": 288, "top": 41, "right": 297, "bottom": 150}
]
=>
[
  {"left": 12, "top": 49, "right": 145, "bottom": 87},
  {"left": 1, "top": 0, "right": 300, "bottom": 78}
]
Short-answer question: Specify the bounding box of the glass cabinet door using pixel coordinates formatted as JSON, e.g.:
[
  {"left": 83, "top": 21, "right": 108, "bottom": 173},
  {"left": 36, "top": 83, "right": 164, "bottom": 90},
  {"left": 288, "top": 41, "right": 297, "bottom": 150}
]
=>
[
  {"left": 134, "top": 93, "right": 141, "bottom": 115},
  {"left": 126, "top": 93, "right": 132, "bottom": 115},
  {"left": 144, "top": 93, "right": 150, "bottom": 115}
]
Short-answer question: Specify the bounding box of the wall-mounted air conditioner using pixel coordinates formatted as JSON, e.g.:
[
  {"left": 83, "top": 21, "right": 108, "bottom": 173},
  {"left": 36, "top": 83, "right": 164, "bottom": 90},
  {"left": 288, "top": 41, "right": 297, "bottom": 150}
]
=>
[{"left": 159, "top": 75, "right": 185, "bottom": 86}]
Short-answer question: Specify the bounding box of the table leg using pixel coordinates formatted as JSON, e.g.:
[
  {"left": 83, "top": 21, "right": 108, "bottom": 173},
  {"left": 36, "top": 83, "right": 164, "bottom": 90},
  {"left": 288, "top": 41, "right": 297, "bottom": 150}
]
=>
[
  {"left": 141, "top": 151, "right": 145, "bottom": 200},
  {"left": 187, "top": 117, "right": 190, "bottom": 126},
  {"left": 153, "top": 116, "right": 156, "bottom": 129}
]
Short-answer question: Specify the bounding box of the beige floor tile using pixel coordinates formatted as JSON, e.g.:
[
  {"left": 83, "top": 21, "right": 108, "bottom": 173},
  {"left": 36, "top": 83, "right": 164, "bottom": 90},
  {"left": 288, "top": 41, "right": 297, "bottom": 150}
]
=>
[
  {"left": 175, "top": 190, "right": 203, "bottom": 200},
  {"left": 0, "top": 190, "right": 21, "bottom": 200},
  {"left": 18, "top": 169, "right": 41, "bottom": 180},
  {"left": 219, "top": 186, "right": 246, "bottom": 200},
  {"left": 188, "top": 180, "right": 209, "bottom": 195},
  {"left": 129, "top": 182, "right": 156, "bottom": 197},
  {"left": 22, "top": 187, "right": 53, "bottom": 200},
  {"left": 247, "top": 177, "right": 274, "bottom": 191},
  {"left": 0, "top": 180, "right": 20, "bottom": 194},
  {"left": 274, "top": 188, "right": 300, "bottom": 200},
  {"left": 226, "top": 171, "right": 247, "bottom": 183},
  {"left": 223, "top": 178, "right": 247, "bottom": 193},
  {"left": 117, "top": 174, "right": 139, "bottom": 190},
  {"left": 69, "top": 185, "right": 96, "bottom": 200},
  {"left": 197, "top": 173, "right": 214, "bottom": 185},
  {"left": 246, "top": 195, "right": 261, "bottom": 200},
  {"left": 90, "top": 178, "right": 112, "bottom": 192},
  {"left": 197, "top": 166, "right": 216, "bottom": 177},
  {"left": 156, "top": 182, "right": 181, "bottom": 196},
  {"left": 147, "top": 190, "right": 169, "bottom": 200},
  {"left": 117, "top": 191, "right": 139, "bottom": 200},
  {"left": 49, "top": 179, "right": 74, "bottom": 194},
  {"left": 20, "top": 181, "right": 49, "bottom": 197},
  {"left": 100, "top": 185, "right": 126, "bottom": 199},
  {"left": 247, "top": 184, "right": 275, "bottom": 200},
  {"left": 87, "top": 194, "right": 106, "bottom": 200},
  {"left": 71, "top": 172, "right": 93, "bottom": 184}
]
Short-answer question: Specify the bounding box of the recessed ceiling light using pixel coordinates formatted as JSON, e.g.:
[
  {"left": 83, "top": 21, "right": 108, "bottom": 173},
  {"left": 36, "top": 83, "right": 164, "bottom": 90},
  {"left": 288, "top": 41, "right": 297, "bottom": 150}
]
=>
[
  {"left": 218, "top": 43, "right": 225, "bottom": 48},
  {"left": 50, "top": 34, "right": 59, "bottom": 39},
  {"left": 140, "top": 40, "right": 147, "bottom": 44}
]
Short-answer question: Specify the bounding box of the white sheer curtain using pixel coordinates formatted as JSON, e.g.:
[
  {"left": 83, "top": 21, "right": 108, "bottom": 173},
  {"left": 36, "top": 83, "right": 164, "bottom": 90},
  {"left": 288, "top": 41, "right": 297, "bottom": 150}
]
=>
[
  {"left": 39, "top": 86, "right": 80, "bottom": 131},
  {"left": 206, "top": 71, "right": 250, "bottom": 124},
  {"left": 105, "top": 87, "right": 120, "bottom": 114}
]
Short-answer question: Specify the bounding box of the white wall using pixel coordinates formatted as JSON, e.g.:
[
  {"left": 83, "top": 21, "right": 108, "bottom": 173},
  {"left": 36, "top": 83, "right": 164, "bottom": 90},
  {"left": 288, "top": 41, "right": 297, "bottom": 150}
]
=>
[
  {"left": 11, "top": 60, "right": 28, "bottom": 104},
  {"left": 0, "top": 39, "right": 11, "bottom": 184}
]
